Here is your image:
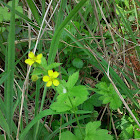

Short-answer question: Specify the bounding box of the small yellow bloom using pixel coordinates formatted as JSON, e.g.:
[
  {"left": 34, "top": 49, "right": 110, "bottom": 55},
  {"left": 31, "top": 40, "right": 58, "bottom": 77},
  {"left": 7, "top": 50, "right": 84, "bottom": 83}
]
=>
[
  {"left": 43, "top": 70, "right": 59, "bottom": 87},
  {"left": 25, "top": 52, "right": 42, "bottom": 66}
]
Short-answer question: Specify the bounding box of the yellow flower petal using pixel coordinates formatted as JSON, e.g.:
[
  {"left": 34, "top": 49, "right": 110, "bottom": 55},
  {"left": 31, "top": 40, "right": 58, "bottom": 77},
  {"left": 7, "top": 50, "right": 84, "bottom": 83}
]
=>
[
  {"left": 36, "top": 54, "right": 42, "bottom": 59},
  {"left": 43, "top": 76, "right": 50, "bottom": 82},
  {"left": 52, "top": 71, "right": 59, "bottom": 78},
  {"left": 46, "top": 81, "right": 52, "bottom": 87},
  {"left": 25, "top": 59, "right": 34, "bottom": 66},
  {"left": 28, "top": 52, "right": 35, "bottom": 59},
  {"left": 53, "top": 79, "right": 59, "bottom": 86},
  {"left": 35, "top": 59, "right": 41, "bottom": 64},
  {"left": 48, "top": 70, "right": 54, "bottom": 77}
]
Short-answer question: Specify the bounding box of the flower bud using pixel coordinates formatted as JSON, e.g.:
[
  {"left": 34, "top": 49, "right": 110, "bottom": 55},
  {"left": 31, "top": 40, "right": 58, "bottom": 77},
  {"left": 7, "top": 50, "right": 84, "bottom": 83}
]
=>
[{"left": 31, "top": 75, "right": 38, "bottom": 82}]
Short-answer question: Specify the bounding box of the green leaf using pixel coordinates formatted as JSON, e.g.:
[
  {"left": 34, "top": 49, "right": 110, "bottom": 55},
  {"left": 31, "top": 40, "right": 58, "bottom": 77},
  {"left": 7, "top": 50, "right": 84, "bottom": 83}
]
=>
[
  {"left": 0, "top": 71, "right": 9, "bottom": 86},
  {"left": 66, "top": 71, "right": 79, "bottom": 89},
  {"left": 82, "top": 94, "right": 102, "bottom": 111},
  {"left": 120, "top": 124, "right": 133, "bottom": 139},
  {"left": 72, "top": 58, "right": 84, "bottom": 69},
  {"left": 85, "top": 121, "right": 113, "bottom": 140},
  {"left": 46, "top": 63, "right": 62, "bottom": 71},
  {"left": 31, "top": 68, "right": 44, "bottom": 76},
  {"left": 0, "top": 0, "right": 40, "bottom": 30},
  {"left": 60, "top": 131, "right": 79, "bottom": 140},
  {"left": 94, "top": 82, "right": 122, "bottom": 110},
  {"left": 0, "top": 0, "right": 23, "bottom": 22},
  {"left": 41, "top": 57, "right": 47, "bottom": 69},
  {"left": 0, "top": 109, "right": 10, "bottom": 137},
  {"left": 48, "top": 0, "right": 87, "bottom": 64},
  {"left": 68, "top": 67, "right": 77, "bottom": 75},
  {"left": 0, "top": 135, "right": 4, "bottom": 140},
  {"left": 134, "top": 128, "right": 140, "bottom": 138},
  {"left": 50, "top": 85, "right": 89, "bottom": 112},
  {"left": 26, "top": 0, "right": 41, "bottom": 25}
]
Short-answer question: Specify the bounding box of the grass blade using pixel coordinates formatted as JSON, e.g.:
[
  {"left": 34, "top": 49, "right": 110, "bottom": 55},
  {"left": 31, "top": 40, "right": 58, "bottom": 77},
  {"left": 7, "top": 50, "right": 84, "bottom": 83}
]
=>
[
  {"left": 0, "top": 109, "right": 10, "bottom": 137},
  {"left": 48, "top": 0, "right": 87, "bottom": 64},
  {"left": 5, "top": 0, "right": 15, "bottom": 134},
  {"left": 26, "top": 0, "right": 41, "bottom": 25}
]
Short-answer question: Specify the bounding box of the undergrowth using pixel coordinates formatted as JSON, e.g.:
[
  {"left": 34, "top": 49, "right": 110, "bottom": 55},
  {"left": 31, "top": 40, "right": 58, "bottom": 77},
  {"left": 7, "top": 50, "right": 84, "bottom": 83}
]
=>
[{"left": 0, "top": 0, "right": 140, "bottom": 140}]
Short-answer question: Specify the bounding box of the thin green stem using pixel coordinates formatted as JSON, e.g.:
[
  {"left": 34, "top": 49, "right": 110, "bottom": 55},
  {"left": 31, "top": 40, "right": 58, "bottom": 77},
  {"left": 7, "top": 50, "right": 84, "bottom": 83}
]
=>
[
  {"left": 74, "top": 112, "right": 84, "bottom": 138},
  {"left": 68, "top": 96, "right": 84, "bottom": 137},
  {"left": 34, "top": 85, "right": 47, "bottom": 139}
]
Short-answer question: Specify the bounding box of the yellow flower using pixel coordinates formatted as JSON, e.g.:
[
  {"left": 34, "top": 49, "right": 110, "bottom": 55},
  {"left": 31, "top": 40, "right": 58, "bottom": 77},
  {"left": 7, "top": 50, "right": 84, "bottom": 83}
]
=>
[
  {"left": 25, "top": 52, "right": 42, "bottom": 66},
  {"left": 43, "top": 70, "right": 59, "bottom": 87}
]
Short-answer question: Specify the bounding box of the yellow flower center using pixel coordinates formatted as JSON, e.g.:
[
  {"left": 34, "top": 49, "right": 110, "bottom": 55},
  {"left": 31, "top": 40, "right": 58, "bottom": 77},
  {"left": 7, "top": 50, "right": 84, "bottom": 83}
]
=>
[{"left": 43, "top": 70, "right": 59, "bottom": 87}]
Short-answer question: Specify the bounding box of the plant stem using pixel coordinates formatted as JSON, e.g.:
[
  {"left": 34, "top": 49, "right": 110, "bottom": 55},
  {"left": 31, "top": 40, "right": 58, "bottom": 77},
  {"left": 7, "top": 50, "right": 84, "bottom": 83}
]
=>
[
  {"left": 68, "top": 96, "right": 84, "bottom": 138},
  {"left": 74, "top": 112, "right": 84, "bottom": 138},
  {"left": 34, "top": 85, "right": 47, "bottom": 139}
]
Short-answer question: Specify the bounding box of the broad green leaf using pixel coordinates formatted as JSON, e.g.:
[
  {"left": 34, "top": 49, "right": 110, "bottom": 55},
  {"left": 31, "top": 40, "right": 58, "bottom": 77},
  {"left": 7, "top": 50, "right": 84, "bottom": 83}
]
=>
[
  {"left": 60, "top": 131, "right": 79, "bottom": 140},
  {"left": 50, "top": 85, "right": 89, "bottom": 112},
  {"left": 72, "top": 58, "right": 84, "bottom": 69},
  {"left": 83, "top": 94, "right": 102, "bottom": 111},
  {"left": 94, "top": 82, "right": 122, "bottom": 110},
  {"left": 0, "top": 0, "right": 40, "bottom": 30},
  {"left": 0, "top": 0, "right": 23, "bottom": 22},
  {"left": 85, "top": 121, "right": 113, "bottom": 140},
  {"left": 66, "top": 71, "right": 79, "bottom": 89}
]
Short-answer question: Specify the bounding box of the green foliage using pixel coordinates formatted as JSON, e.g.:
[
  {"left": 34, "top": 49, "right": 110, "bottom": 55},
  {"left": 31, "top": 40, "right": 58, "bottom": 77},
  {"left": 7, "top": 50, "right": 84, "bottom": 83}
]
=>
[
  {"left": 60, "top": 131, "right": 79, "bottom": 140},
  {"left": 66, "top": 71, "right": 79, "bottom": 89},
  {"left": 85, "top": 121, "right": 113, "bottom": 140},
  {"left": 0, "top": 109, "right": 10, "bottom": 137},
  {"left": 94, "top": 82, "right": 122, "bottom": 110},
  {"left": 60, "top": 121, "right": 113, "bottom": 140},
  {"left": 82, "top": 94, "right": 102, "bottom": 111},
  {"left": 0, "top": 0, "right": 22, "bottom": 22},
  {"left": 51, "top": 85, "right": 89, "bottom": 112},
  {"left": 72, "top": 58, "right": 84, "bottom": 69},
  {"left": 50, "top": 72, "right": 89, "bottom": 112},
  {"left": 31, "top": 57, "right": 62, "bottom": 77},
  {"left": 118, "top": 115, "right": 140, "bottom": 139}
]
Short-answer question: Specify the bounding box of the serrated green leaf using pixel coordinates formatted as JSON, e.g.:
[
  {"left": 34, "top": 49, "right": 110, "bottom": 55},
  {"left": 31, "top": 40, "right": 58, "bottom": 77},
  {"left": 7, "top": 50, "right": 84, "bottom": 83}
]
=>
[
  {"left": 66, "top": 71, "right": 79, "bottom": 89},
  {"left": 72, "top": 58, "right": 84, "bottom": 69},
  {"left": 60, "top": 131, "right": 79, "bottom": 140},
  {"left": 50, "top": 85, "right": 89, "bottom": 112},
  {"left": 0, "top": 0, "right": 23, "bottom": 22},
  {"left": 95, "top": 82, "right": 122, "bottom": 110},
  {"left": 41, "top": 57, "right": 47, "bottom": 69},
  {"left": 46, "top": 63, "right": 62, "bottom": 71},
  {"left": 31, "top": 68, "right": 44, "bottom": 76},
  {"left": 83, "top": 94, "right": 102, "bottom": 111},
  {"left": 85, "top": 121, "right": 113, "bottom": 140},
  {"left": 120, "top": 124, "right": 133, "bottom": 139}
]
